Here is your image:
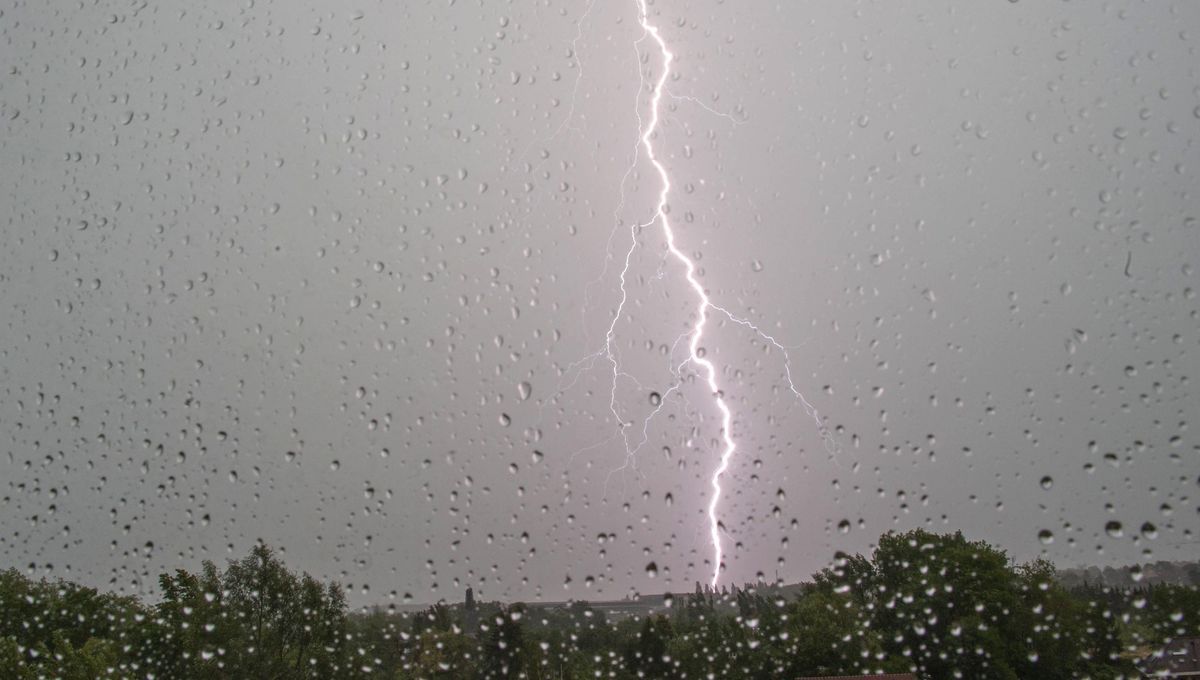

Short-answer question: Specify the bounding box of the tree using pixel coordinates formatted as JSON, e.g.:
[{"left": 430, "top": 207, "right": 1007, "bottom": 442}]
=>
[
  {"left": 148, "top": 543, "right": 361, "bottom": 679},
  {"left": 480, "top": 604, "right": 526, "bottom": 679},
  {"left": 0, "top": 637, "right": 34, "bottom": 680},
  {"left": 782, "top": 584, "right": 887, "bottom": 677},
  {"left": 401, "top": 628, "right": 479, "bottom": 679},
  {"left": 0, "top": 568, "right": 144, "bottom": 678},
  {"left": 622, "top": 615, "right": 673, "bottom": 678},
  {"left": 814, "top": 529, "right": 1125, "bottom": 680},
  {"left": 149, "top": 560, "right": 228, "bottom": 678}
]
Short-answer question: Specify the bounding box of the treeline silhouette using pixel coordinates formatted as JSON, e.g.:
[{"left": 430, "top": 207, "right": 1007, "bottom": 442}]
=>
[{"left": 2, "top": 529, "right": 1196, "bottom": 679}]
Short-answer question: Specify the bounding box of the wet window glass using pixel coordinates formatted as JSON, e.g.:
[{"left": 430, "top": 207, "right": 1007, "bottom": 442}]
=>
[{"left": 1, "top": 1, "right": 1197, "bottom": 677}]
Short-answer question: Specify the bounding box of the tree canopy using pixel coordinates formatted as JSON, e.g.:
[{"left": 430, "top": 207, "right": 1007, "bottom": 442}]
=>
[{"left": 2, "top": 531, "right": 1189, "bottom": 678}]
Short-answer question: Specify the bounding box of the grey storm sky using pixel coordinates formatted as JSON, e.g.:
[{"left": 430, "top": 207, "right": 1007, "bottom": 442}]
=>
[{"left": 1, "top": 0, "right": 1197, "bottom": 607}]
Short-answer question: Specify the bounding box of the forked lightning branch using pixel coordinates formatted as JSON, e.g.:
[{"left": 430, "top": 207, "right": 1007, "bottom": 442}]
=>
[{"left": 563, "top": 0, "right": 834, "bottom": 589}]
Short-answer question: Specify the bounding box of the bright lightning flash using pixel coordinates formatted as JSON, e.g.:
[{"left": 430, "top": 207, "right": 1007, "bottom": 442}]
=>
[
  {"left": 554, "top": 0, "right": 835, "bottom": 591},
  {"left": 633, "top": 1, "right": 736, "bottom": 589}
]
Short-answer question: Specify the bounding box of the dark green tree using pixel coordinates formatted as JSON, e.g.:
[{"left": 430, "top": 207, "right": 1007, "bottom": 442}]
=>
[
  {"left": 814, "top": 529, "right": 1128, "bottom": 680},
  {"left": 147, "top": 543, "right": 360, "bottom": 679},
  {"left": 400, "top": 628, "right": 479, "bottom": 679},
  {"left": 0, "top": 568, "right": 144, "bottom": 678},
  {"left": 621, "top": 614, "right": 673, "bottom": 678},
  {"left": 480, "top": 604, "right": 526, "bottom": 679}
]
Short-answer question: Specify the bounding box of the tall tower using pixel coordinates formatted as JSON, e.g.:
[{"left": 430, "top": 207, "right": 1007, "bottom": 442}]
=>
[{"left": 463, "top": 586, "right": 478, "bottom": 635}]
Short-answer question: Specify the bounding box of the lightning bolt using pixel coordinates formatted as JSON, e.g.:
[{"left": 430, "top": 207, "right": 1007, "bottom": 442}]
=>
[
  {"left": 629, "top": 0, "right": 738, "bottom": 589},
  {"left": 546, "top": 0, "right": 836, "bottom": 590}
]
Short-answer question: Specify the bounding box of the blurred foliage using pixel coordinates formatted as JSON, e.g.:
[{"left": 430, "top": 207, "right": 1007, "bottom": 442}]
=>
[
  {"left": 2, "top": 531, "right": 1194, "bottom": 678},
  {"left": 1, "top": 544, "right": 362, "bottom": 679}
]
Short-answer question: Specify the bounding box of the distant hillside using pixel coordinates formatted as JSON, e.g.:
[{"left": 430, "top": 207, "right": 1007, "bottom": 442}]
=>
[{"left": 1058, "top": 560, "right": 1200, "bottom": 589}]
